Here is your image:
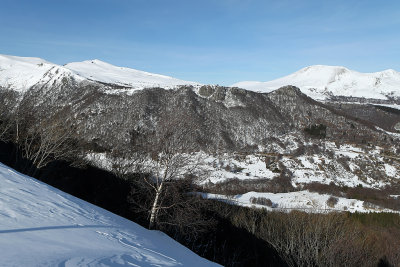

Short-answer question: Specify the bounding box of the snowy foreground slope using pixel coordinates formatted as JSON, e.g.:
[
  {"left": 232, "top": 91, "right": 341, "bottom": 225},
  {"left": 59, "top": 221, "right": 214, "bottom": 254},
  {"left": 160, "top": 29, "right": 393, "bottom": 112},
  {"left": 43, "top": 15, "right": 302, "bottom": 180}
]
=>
[
  {"left": 0, "top": 163, "right": 219, "bottom": 267},
  {"left": 232, "top": 65, "right": 400, "bottom": 100},
  {"left": 0, "top": 54, "right": 200, "bottom": 93}
]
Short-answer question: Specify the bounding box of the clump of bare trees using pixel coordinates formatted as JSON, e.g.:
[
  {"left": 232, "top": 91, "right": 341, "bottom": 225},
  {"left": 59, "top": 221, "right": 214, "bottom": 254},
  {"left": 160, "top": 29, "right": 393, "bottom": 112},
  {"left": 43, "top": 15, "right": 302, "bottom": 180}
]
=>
[
  {"left": 20, "top": 111, "right": 78, "bottom": 171},
  {"left": 0, "top": 96, "right": 81, "bottom": 176},
  {"left": 0, "top": 90, "right": 18, "bottom": 141},
  {"left": 250, "top": 197, "right": 273, "bottom": 207}
]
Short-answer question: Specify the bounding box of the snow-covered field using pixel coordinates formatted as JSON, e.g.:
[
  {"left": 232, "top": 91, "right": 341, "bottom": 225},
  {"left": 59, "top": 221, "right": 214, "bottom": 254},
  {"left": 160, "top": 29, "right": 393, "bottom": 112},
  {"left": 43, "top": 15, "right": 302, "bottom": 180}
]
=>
[
  {"left": 201, "top": 190, "right": 397, "bottom": 213},
  {"left": 0, "top": 163, "right": 219, "bottom": 267},
  {"left": 232, "top": 65, "right": 400, "bottom": 101}
]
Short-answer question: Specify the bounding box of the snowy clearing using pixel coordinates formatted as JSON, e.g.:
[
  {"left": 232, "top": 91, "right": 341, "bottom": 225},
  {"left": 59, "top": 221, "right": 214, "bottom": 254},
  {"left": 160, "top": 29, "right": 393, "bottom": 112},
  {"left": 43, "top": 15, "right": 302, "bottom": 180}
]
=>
[{"left": 201, "top": 190, "right": 398, "bottom": 213}]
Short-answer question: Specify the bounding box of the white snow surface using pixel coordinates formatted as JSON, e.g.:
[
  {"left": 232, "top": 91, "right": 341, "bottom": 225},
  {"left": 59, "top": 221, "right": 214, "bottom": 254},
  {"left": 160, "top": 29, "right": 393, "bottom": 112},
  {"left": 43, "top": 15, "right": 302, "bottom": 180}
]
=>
[
  {"left": 232, "top": 65, "right": 400, "bottom": 100},
  {"left": 0, "top": 54, "right": 200, "bottom": 93},
  {"left": 0, "top": 163, "right": 219, "bottom": 267}
]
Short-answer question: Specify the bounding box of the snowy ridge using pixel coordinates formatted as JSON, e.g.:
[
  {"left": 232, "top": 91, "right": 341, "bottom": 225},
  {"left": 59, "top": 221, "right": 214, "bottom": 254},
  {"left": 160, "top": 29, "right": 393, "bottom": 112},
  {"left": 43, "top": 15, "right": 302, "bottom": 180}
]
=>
[
  {"left": 0, "top": 163, "right": 219, "bottom": 266},
  {"left": 65, "top": 59, "right": 200, "bottom": 90},
  {"left": 0, "top": 54, "right": 201, "bottom": 93},
  {"left": 232, "top": 65, "right": 400, "bottom": 100}
]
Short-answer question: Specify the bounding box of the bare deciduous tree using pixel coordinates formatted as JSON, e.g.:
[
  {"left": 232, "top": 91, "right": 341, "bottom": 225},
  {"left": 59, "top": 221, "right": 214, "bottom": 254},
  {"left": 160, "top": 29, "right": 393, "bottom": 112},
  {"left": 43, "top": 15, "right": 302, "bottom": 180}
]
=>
[
  {"left": 0, "top": 90, "right": 18, "bottom": 142},
  {"left": 128, "top": 110, "right": 202, "bottom": 230},
  {"left": 6, "top": 102, "right": 81, "bottom": 175}
]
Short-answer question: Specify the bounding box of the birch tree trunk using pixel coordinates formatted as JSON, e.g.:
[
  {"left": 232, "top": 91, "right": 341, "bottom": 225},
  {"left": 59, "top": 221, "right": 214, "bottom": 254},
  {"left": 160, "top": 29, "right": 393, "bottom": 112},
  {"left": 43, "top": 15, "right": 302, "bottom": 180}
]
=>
[{"left": 149, "top": 182, "right": 163, "bottom": 230}]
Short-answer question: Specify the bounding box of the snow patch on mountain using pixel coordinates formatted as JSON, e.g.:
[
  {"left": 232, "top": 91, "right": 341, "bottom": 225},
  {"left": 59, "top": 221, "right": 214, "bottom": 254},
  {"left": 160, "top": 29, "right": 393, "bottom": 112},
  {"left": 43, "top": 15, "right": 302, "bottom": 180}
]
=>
[
  {"left": 0, "top": 163, "right": 219, "bottom": 266},
  {"left": 232, "top": 65, "right": 400, "bottom": 100}
]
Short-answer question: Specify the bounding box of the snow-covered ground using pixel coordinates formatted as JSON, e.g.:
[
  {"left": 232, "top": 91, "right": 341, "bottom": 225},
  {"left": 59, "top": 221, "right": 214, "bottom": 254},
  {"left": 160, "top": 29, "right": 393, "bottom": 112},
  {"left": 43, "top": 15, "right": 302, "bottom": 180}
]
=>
[
  {"left": 200, "top": 153, "right": 278, "bottom": 184},
  {"left": 0, "top": 54, "right": 200, "bottom": 94},
  {"left": 0, "top": 163, "right": 219, "bottom": 267},
  {"left": 201, "top": 190, "right": 397, "bottom": 213},
  {"left": 232, "top": 65, "right": 400, "bottom": 101},
  {"left": 197, "top": 142, "right": 398, "bottom": 188}
]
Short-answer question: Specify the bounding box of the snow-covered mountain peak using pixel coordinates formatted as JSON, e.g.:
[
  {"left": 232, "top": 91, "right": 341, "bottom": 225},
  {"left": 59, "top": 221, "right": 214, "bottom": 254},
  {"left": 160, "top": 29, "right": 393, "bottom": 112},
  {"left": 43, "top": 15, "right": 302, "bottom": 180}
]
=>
[
  {"left": 378, "top": 69, "right": 399, "bottom": 76},
  {"left": 0, "top": 54, "right": 201, "bottom": 94},
  {"left": 232, "top": 65, "right": 400, "bottom": 101},
  {"left": 0, "top": 54, "right": 88, "bottom": 94},
  {"left": 0, "top": 54, "right": 52, "bottom": 66},
  {"left": 0, "top": 54, "right": 60, "bottom": 92},
  {"left": 298, "top": 65, "right": 350, "bottom": 73},
  {"left": 87, "top": 59, "right": 106, "bottom": 64},
  {"left": 77, "top": 59, "right": 120, "bottom": 68}
]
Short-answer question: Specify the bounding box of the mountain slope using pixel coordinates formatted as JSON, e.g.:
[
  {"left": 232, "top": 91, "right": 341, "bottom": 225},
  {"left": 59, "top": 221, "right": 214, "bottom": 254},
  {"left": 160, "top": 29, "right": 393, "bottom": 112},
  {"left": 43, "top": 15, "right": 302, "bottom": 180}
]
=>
[
  {"left": 0, "top": 162, "right": 219, "bottom": 266},
  {"left": 232, "top": 65, "right": 400, "bottom": 101}
]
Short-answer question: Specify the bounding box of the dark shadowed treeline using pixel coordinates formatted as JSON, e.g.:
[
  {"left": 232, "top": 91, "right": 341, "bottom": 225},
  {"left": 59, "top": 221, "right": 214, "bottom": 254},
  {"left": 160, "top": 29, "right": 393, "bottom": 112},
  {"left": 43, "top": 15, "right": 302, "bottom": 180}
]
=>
[{"left": 221, "top": 205, "right": 400, "bottom": 267}]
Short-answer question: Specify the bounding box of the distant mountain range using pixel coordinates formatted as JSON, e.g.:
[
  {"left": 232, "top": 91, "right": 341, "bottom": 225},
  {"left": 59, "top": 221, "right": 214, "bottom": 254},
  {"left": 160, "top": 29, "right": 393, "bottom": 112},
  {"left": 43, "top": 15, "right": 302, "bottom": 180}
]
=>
[
  {"left": 232, "top": 65, "right": 400, "bottom": 101},
  {"left": 2, "top": 54, "right": 400, "bottom": 102}
]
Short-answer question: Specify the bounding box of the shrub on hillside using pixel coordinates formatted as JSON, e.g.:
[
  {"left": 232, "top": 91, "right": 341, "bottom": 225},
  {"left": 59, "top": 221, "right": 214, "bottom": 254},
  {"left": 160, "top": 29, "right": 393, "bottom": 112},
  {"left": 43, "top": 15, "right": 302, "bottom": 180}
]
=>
[
  {"left": 326, "top": 196, "right": 339, "bottom": 208},
  {"left": 250, "top": 197, "right": 273, "bottom": 207},
  {"left": 304, "top": 123, "right": 327, "bottom": 138}
]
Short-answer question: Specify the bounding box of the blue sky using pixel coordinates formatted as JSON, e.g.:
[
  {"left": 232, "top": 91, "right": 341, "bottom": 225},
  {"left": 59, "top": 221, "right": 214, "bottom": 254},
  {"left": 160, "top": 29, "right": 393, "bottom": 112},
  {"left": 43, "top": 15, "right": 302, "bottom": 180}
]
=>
[{"left": 1, "top": 0, "right": 399, "bottom": 85}]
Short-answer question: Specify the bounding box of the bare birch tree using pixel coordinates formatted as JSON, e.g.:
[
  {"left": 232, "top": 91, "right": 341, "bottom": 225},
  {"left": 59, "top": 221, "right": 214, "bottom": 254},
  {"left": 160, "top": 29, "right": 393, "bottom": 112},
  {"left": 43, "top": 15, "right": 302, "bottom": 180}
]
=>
[{"left": 128, "top": 110, "right": 201, "bottom": 230}]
